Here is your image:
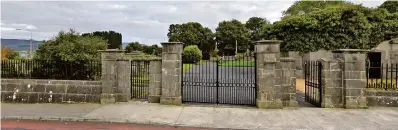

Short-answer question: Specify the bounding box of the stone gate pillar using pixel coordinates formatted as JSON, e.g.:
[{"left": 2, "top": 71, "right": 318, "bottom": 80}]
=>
[
  {"left": 332, "top": 49, "right": 368, "bottom": 109},
  {"left": 148, "top": 58, "right": 162, "bottom": 103},
  {"left": 160, "top": 42, "right": 183, "bottom": 105},
  {"left": 255, "top": 40, "right": 283, "bottom": 109},
  {"left": 99, "top": 49, "right": 126, "bottom": 104}
]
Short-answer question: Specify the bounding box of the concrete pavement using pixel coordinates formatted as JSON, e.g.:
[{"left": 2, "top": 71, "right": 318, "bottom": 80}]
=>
[{"left": 2, "top": 102, "right": 398, "bottom": 130}]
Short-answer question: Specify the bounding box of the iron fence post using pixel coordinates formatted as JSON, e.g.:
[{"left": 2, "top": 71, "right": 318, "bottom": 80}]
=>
[{"left": 216, "top": 59, "right": 219, "bottom": 104}]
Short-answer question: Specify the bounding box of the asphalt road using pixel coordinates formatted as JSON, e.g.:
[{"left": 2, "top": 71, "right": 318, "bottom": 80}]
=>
[
  {"left": 182, "top": 62, "right": 256, "bottom": 105},
  {"left": 1, "top": 120, "right": 212, "bottom": 130}
]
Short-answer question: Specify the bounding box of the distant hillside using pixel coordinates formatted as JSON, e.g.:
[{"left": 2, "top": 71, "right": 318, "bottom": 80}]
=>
[
  {"left": 1, "top": 39, "right": 132, "bottom": 51},
  {"left": 1, "top": 39, "right": 43, "bottom": 51}
]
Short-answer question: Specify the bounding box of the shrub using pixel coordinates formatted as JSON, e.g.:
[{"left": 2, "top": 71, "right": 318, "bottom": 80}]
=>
[
  {"left": 235, "top": 53, "right": 246, "bottom": 60},
  {"left": 183, "top": 45, "right": 202, "bottom": 64}
]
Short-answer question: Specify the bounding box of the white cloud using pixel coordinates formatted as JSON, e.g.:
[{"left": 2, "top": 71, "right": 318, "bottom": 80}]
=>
[{"left": 0, "top": 0, "right": 385, "bottom": 45}]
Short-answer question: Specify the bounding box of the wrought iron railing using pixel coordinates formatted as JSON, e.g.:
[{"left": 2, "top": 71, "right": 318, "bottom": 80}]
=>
[{"left": 1, "top": 59, "right": 101, "bottom": 80}]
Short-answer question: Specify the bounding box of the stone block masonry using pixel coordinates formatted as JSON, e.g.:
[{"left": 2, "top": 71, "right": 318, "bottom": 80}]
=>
[
  {"left": 366, "top": 90, "right": 398, "bottom": 107},
  {"left": 279, "top": 57, "right": 299, "bottom": 107},
  {"left": 148, "top": 59, "right": 162, "bottom": 103},
  {"left": 160, "top": 42, "right": 183, "bottom": 105},
  {"left": 332, "top": 49, "right": 369, "bottom": 109},
  {"left": 255, "top": 40, "right": 284, "bottom": 109},
  {"left": 319, "top": 58, "right": 344, "bottom": 108},
  {"left": 1, "top": 79, "right": 102, "bottom": 103}
]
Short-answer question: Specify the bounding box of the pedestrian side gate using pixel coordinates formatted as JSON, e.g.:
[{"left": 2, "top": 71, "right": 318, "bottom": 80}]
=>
[
  {"left": 131, "top": 60, "right": 150, "bottom": 99},
  {"left": 304, "top": 61, "right": 322, "bottom": 107},
  {"left": 181, "top": 55, "right": 256, "bottom": 106}
]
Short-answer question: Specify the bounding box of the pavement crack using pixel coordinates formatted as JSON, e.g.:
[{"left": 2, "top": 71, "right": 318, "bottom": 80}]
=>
[
  {"left": 173, "top": 106, "right": 184, "bottom": 126},
  {"left": 297, "top": 108, "right": 324, "bottom": 130}
]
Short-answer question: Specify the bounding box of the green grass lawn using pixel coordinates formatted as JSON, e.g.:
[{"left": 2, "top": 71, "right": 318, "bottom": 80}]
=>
[
  {"left": 219, "top": 60, "right": 255, "bottom": 67},
  {"left": 183, "top": 60, "right": 206, "bottom": 72},
  {"left": 183, "top": 64, "right": 193, "bottom": 72}
]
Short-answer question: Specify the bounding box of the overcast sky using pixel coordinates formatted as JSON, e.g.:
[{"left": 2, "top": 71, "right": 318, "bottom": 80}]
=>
[{"left": 1, "top": 0, "right": 385, "bottom": 45}]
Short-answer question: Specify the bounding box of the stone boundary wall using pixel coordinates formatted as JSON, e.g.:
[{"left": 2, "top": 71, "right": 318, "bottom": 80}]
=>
[
  {"left": 366, "top": 90, "right": 398, "bottom": 107},
  {"left": 1, "top": 79, "right": 101, "bottom": 103}
]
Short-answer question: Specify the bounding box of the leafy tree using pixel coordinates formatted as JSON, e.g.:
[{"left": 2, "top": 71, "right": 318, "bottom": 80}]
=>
[
  {"left": 30, "top": 29, "right": 107, "bottom": 80},
  {"left": 1, "top": 46, "right": 16, "bottom": 60},
  {"left": 215, "top": 19, "right": 250, "bottom": 55},
  {"left": 282, "top": 1, "right": 353, "bottom": 16},
  {"left": 245, "top": 17, "right": 270, "bottom": 41},
  {"left": 125, "top": 42, "right": 143, "bottom": 53},
  {"left": 138, "top": 44, "right": 162, "bottom": 56},
  {"left": 35, "top": 29, "right": 107, "bottom": 61},
  {"left": 264, "top": 3, "right": 398, "bottom": 53},
  {"left": 82, "top": 30, "right": 122, "bottom": 49},
  {"left": 379, "top": 1, "right": 398, "bottom": 13},
  {"left": 167, "top": 22, "right": 215, "bottom": 53},
  {"left": 245, "top": 17, "right": 270, "bottom": 49}
]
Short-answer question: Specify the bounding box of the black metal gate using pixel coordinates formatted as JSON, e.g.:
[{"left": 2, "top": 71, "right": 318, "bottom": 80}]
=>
[
  {"left": 131, "top": 60, "right": 150, "bottom": 99},
  {"left": 304, "top": 61, "right": 322, "bottom": 107},
  {"left": 182, "top": 55, "right": 256, "bottom": 106}
]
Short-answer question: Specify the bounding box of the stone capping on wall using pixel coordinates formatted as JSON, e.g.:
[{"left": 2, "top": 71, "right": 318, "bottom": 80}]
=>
[
  {"left": 161, "top": 42, "right": 184, "bottom": 44},
  {"left": 331, "top": 49, "right": 369, "bottom": 53},
  {"left": 255, "top": 40, "right": 282, "bottom": 44},
  {"left": 98, "top": 49, "right": 126, "bottom": 53},
  {"left": 130, "top": 57, "right": 162, "bottom": 61},
  {"left": 1, "top": 79, "right": 101, "bottom": 85},
  {"left": 366, "top": 89, "right": 398, "bottom": 107}
]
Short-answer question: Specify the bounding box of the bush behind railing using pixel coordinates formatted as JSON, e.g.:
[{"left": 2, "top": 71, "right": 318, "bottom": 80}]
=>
[{"left": 1, "top": 59, "right": 101, "bottom": 80}]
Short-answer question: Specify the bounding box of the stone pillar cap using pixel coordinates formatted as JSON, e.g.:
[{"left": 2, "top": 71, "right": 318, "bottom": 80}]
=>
[
  {"left": 255, "top": 40, "right": 282, "bottom": 44},
  {"left": 98, "top": 49, "right": 125, "bottom": 52},
  {"left": 161, "top": 42, "right": 184, "bottom": 45},
  {"left": 332, "top": 49, "right": 369, "bottom": 53}
]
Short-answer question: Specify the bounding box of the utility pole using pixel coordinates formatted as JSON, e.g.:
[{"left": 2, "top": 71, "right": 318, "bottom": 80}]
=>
[{"left": 235, "top": 40, "right": 237, "bottom": 55}]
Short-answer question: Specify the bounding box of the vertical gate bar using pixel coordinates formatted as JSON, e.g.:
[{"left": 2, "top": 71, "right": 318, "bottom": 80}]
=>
[
  {"left": 192, "top": 58, "right": 194, "bottom": 102},
  {"left": 216, "top": 59, "right": 219, "bottom": 104},
  {"left": 254, "top": 54, "right": 257, "bottom": 105},
  {"left": 315, "top": 61, "right": 317, "bottom": 104},
  {"left": 390, "top": 63, "right": 393, "bottom": 89},
  {"left": 307, "top": 61, "right": 309, "bottom": 102},
  {"left": 383, "top": 63, "right": 386, "bottom": 90},
  {"left": 135, "top": 61, "right": 138, "bottom": 98},
  {"left": 313, "top": 61, "right": 316, "bottom": 104},
  {"left": 319, "top": 61, "right": 321, "bottom": 105},
  {"left": 304, "top": 62, "right": 307, "bottom": 102},
  {"left": 134, "top": 61, "right": 137, "bottom": 98},
  {"left": 310, "top": 61, "right": 312, "bottom": 103},
  {"left": 381, "top": 63, "right": 383, "bottom": 89},
  {"left": 181, "top": 56, "right": 183, "bottom": 102},
  {"left": 142, "top": 61, "right": 144, "bottom": 98},
  {"left": 366, "top": 61, "right": 368, "bottom": 88},
  {"left": 142, "top": 61, "right": 145, "bottom": 98},
  {"left": 130, "top": 60, "right": 133, "bottom": 99},
  {"left": 140, "top": 61, "right": 143, "bottom": 98},
  {"left": 396, "top": 63, "right": 398, "bottom": 89},
  {"left": 311, "top": 61, "right": 314, "bottom": 104},
  {"left": 319, "top": 61, "right": 322, "bottom": 107},
  {"left": 140, "top": 61, "right": 142, "bottom": 98}
]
